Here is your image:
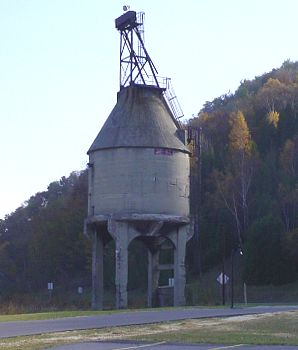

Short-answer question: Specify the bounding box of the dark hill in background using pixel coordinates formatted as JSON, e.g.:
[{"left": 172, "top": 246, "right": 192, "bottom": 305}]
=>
[
  {"left": 189, "top": 59, "right": 298, "bottom": 285},
  {"left": 0, "top": 171, "right": 90, "bottom": 296}
]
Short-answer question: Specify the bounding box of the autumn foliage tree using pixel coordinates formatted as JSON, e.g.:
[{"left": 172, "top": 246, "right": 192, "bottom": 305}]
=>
[
  {"left": 190, "top": 60, "right": 298, "bottom": 285},
  {"left": 210, "top": 111, "right": 255, "bottom": 247}
]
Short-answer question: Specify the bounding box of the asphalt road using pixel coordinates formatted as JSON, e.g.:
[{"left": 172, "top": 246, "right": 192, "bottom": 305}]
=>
[
  {"left": 1, "top": 305, "right": 298, "bottom": 339},
  {"left": 45, "top": 340, "right": 298, "bottom": 350}
]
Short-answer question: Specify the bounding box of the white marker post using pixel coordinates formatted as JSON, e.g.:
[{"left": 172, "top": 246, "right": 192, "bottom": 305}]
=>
[{"left": 48, "top": 282, "right": 54, "bottom": 301}]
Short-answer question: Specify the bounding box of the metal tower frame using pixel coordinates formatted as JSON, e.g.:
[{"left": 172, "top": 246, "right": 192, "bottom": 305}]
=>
[
  {"left": 115, "top": 10, "right": 160, "bottom": 89},
  {"left": 115, "top": 9, "right": 184, "bottom": 121}
]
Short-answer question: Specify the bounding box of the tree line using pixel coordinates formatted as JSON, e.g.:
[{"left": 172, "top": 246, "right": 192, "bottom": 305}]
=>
[
  {"left": 0, "top": 171, "right": 90, "bottom": 297},
  {"left": 189, "top": 60, "right": 298, "bottom": 285}
]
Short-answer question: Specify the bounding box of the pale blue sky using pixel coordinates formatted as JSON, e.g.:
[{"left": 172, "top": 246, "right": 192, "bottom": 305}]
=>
[{"left": 1, "top": 0, "right": 298, "bottom": 218}]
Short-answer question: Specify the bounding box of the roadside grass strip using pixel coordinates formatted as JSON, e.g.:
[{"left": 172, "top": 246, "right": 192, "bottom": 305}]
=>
[
  {"left": 0, "top": 306, "right": 196, "bottom": 322},
  {"left": 0, "top": 310, "right": 129, "bottom": 322},
  {"left": 130, "top": 311, "right": 298, "bottom": 346}
]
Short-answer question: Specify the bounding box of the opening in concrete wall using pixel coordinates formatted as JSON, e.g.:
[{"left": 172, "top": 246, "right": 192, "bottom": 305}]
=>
[
  {"left": 159, "top": 238, "right": 174, "bottom": 286},
  {"left": 128, "top": 237, "right": 148, "bottom": 308},
  {"left": 157, "top": 237, "right": 175, "bottom": 306}
]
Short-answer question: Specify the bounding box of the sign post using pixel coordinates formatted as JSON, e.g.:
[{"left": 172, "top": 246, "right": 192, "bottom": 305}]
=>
[{"left": 217, "top": 272, "right": 229, "bottom": 305}]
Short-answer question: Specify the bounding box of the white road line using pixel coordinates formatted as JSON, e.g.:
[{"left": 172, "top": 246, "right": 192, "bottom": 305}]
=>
[
  {"left": 111, "top": 341, "right": 166, "bottom": 350},
  {"left": 209, "top": 345, "right": 246, "bottom": 350}
]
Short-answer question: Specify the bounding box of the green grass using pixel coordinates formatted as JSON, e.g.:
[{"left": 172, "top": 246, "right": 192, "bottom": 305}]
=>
[
  {"left": 0, "top": 310, "right": 111, "bottom": 322},
  {"left": 186, "top": 264, "right": 298, "bottom": 306},
  {"left": 0, "top": 306, "right": 187, "bottom": 322},
  {"left": 0, "top": 311, "right": 298, "bottom": 350},
  {"left": 0, "top": 303, "right": 295, "bottom": 322},
  {"left": 131, "top": 311, "right": 298, "bottom": 346}
]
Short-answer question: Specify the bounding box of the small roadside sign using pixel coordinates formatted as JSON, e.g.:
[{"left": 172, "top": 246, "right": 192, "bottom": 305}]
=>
[{"left": 217, "top": 272, "right": 229, "bottom": 285}]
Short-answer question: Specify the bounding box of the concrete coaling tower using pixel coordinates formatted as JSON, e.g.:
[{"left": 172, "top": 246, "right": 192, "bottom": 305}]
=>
[{"left": 84, "top": 10, "right": 193, "bottom": 310}]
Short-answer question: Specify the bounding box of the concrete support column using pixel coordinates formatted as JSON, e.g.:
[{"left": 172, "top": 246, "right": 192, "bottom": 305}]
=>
[
  {"left": 115, "top": 237, "right": 128, "bottom": 309},
  {"left": 173, "top": 225, "right": 188, "bottom": 306},
  {"left": 109, "top": 221, "right": 129, "bottom": 309},
  {"left": 108, "top": 219, "right": 139, "bottom": 309},
  {"left": 147, "top": 248, "right": 160, "bottom": 307},
  {"left": 92, "top": 230, "right": 104, "bottom": 310}
]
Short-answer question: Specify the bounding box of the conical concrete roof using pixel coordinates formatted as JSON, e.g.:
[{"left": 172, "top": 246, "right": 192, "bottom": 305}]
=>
[{"left": 88, "top": 85, "right": 190, "bottom": 154}]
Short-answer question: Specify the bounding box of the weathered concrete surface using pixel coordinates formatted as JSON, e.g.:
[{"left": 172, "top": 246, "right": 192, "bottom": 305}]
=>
[
  {"left": 88, "top": 86, "right": 190, "bottom": 153},
  {"left": 90, "top": 218, "right": 192, "bottom": 309},
  {"left": 86, "top": 85, "right": 193, "bottom": 310},
  {"left": 91, "top": 231, "right": 104, "bottom": 310},
  {"left": 88, "top": 148, "right": 190, "bottom": 216}
]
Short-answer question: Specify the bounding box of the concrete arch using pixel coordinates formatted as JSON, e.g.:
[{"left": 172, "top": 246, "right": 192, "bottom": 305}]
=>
[{"left": 86, "top": 215, "right": 193, "bottom": 309}]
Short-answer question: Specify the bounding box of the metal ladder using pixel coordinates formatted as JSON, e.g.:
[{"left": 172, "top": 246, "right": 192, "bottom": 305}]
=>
[{"left": 164, "top": 78, "right": 184, "bottom": 125}]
